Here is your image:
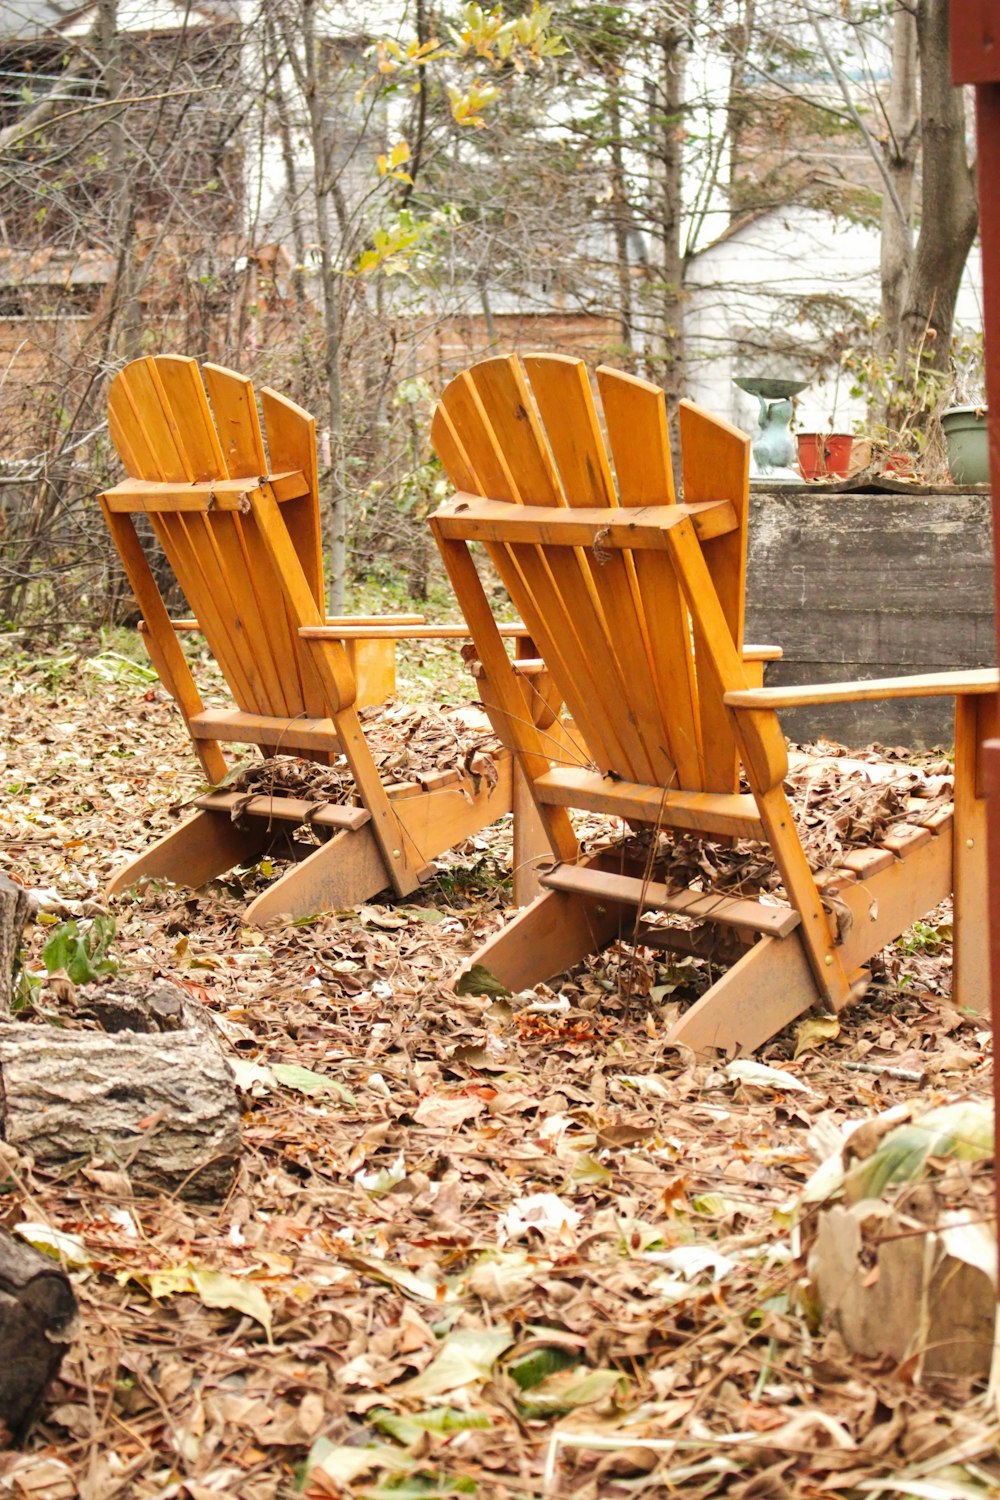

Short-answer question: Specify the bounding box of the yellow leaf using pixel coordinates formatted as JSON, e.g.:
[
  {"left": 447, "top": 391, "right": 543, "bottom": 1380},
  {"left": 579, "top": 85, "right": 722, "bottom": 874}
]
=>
[{"left": 793, "top": 1014, "right": 841, "bottom": 1058}]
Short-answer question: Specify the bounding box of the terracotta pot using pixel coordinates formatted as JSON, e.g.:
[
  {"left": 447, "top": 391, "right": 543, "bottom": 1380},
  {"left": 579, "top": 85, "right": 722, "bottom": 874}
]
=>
[{"left": 797, "top": 432, "right": 854, "bottom": 480}]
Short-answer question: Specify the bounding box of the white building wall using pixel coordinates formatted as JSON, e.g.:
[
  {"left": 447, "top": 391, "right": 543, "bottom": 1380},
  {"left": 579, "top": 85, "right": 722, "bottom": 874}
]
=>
[{"left": 685, "top": 203, "right": 984, "bottom": 436}]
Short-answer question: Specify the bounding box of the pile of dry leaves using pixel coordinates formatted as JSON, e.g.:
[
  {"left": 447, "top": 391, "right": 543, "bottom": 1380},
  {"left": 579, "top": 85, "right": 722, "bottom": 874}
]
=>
[{"left": 0, "top": 637, "right": 995, "bottom": 1500}]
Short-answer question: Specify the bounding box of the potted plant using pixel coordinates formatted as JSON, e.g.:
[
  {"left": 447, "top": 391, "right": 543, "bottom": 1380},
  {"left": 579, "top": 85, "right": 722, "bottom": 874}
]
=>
[
  {"left": 940, "top": 341, "right": 989, "bottom": 485},
  {"left": 797, "top": 432, "right": 855, "bottom": 481}
]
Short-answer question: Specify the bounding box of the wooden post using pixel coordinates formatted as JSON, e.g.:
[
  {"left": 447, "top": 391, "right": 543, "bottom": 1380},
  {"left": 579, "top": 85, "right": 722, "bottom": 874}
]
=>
[{"left": 950, "top": 0, "right": 1000, "bottom": 1288}]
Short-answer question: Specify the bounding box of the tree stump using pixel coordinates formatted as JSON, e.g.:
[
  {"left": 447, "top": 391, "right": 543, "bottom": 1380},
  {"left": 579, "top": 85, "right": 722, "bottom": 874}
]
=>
[
  {"left": 0, "top": 1230, "right": 76, "bottom": 1446},
  {"left": 0, "top": 979, "right": 241, "bottom": 1200}
]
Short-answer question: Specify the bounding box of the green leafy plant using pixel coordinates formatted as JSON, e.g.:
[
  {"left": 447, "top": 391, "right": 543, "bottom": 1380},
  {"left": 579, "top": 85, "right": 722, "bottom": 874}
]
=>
[{"left": 42, "top": 915, "right": 119, "bottom": 984}]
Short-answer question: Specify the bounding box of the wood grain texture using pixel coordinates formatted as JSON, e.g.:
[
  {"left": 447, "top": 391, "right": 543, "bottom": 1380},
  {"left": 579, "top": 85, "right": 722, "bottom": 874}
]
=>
[
  {"left": 745, "top": 490, "right": 995, "bottom": 746},
  {"left": 0, "top": 980, "right": 240, "bottom": 1200}
]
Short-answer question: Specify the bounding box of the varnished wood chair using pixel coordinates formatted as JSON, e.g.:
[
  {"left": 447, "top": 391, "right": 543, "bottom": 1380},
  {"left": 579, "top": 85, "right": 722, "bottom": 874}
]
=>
[
  {"left": 98, "top": 354, "right": 540, "bottom": 923},
  {"left": 428, "top": 353, "right": 995, "bottom": 1054}
]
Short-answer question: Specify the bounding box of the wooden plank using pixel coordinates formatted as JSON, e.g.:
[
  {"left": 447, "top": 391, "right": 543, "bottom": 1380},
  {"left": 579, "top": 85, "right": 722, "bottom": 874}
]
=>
[
  {"left": 597, "top": 366, "right": 676, "bottom": 505},
  {"left": 453, "top": 880, "right": 627, "bottom": 996},
  {"left": 193, "top": 791, "right": 369, "bottom": 832},
  {"left": 754, "top": 782, "right": 853, "bottom": 1010},
  {"left": 879, "top": 823, "right": 932, "bottom": 859},
  {"left": 679, "top": 399, "right": 752, "bottom": 641},
  {"left": 915, "top": 804, "right": 954, "bottom": 833},
  {"left": 534, "top": 766, "right": 765, "bottom": 839},
  {"left": 668, "top": 930, "right": 820, "bottom": 1058},
  {"left": 153, "top": 511, "right": 262, "bottom": 712},
  {"left": 512, "top": 760, "right": 549, "bottom": 906},
  {"left": 430, "top": 402, "right": 480, "bottom": 493},
  {"left": 393, "top": 757, "right": 514, "bottom": 862},
  {"left": 520, "top": 364, "right": 654, "bottom": 780},
  {"left": 539, "top": 862, "right": 800, "bottom": 939},
  {"left": 203, "top": 362, "right": 268, "bottom": 477},
  {"left": 595, "top": 365, "right": 703, "bottom": 788},
  {"left": 506, "top": 539, "right": 651, "bottom": 779},
  {"left": 953, "top": 693, "right": 992, "bottom": 1012},
  {"left": 522, "top": 355, "right": 616, "bottom": 507},
  {"left": 107, "top": 357, "right": 188, "bottom": 481},
  {"left": 840, "top": 846, "right": 896, "bottom": 879},
  {"left": 244, "top": 825, "right": 389, "bottom": 924},
  {"left": 667, "top": 517, "right": 787, "bottom": 793},
  {"left": 299, "top": 623, "right": 529, "bottom": 640},
  {"left": 98, "top": 502, "right": 228, "bottom": 784},
  {"left": 839, "top": 827, "right": 954, "bottom": 977},
  {"left": 432, "top": 496, "right": 737, "bottom": 548},
  {"left": 189, "top": 708, "right": 340, "bottom": 753},
  {"left": 101, "top": 472, "right": 309, "bottom": 511},
  {"left": 469, "top": 356, "right": 564, "bottom": 506},
  {"left": 105, "top": 809, "right": 266, "bottom": 895},
  {"left": 203, "top": 511, "right": 292, "bottom": 718},
  {"left": 476, "top": 537, "right": 617, "bottom": 768},
  {"left": 249, "top": 483, "right": 423, "bottom": 898},
  {"left": 260, "top": 385, "right": 324, "bottom": 612},
  {"left": 152, "top": 355, "right": 228, "bottom": 480},
  {"left": 435, "top": 370, "right": 520, "bottom": 502},
  {"left": 724, "top": 668, "right": 1000, "bottom": 709},
  {"left": 574, "top": 546, "right": 674, "bottom": 783},
  {"left": 678, "top": 402, "right": 752, "bottom": 790},
  {"left": 347, "top": 639, "right": 397, "bottom": 709},
  {"left": 430, "top": 531, "right": 578, "bottom": 864}
]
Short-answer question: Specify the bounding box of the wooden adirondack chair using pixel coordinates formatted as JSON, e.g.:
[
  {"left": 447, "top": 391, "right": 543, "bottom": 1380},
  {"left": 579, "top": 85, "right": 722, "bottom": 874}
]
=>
[
  {"left": 98, "top": 354, "right": 538, "bottom": 923},
  {"left": 428, "top": 353, "right": 996, "bottom": 1055}
]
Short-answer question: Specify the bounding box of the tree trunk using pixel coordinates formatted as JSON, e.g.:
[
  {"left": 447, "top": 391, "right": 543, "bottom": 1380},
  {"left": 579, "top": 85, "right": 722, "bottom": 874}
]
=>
[
  {"left": 606, "top": 63, "right": 635, "bottom": 363},
  {"left": 651, "top": 17, "right": 686, "bottom": 411},
  {"left": 0, "top": 980, "right": 240, "bottom": 1199},
  {"left": 879, "top": 3, "right": 919, "bottom": 367},
  {"left": 897, "top": 0, "right": 978, "bottom": 375},
  {"left": 0, "top": 1232, "right": 76, "bottom": 1446},
  {"left": 300, "top": 0, "right": 346, "bottom": 609}
]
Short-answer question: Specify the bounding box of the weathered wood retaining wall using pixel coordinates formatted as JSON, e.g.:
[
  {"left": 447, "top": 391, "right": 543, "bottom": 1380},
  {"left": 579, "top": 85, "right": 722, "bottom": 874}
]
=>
[{"left": 745, "top": 490, "right": 994, "bottom": 748}]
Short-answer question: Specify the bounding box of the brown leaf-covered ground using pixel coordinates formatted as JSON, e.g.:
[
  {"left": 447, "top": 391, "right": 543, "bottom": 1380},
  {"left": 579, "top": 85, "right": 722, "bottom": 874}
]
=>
[{"left": 1, "top": 635, "right": 996, "bottom": 1500}]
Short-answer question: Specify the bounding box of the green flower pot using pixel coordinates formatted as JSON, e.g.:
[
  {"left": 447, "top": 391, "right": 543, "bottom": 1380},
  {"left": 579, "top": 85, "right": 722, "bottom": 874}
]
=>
[{"left": 941, "top": 405, "right": 989, "bottom": 485}]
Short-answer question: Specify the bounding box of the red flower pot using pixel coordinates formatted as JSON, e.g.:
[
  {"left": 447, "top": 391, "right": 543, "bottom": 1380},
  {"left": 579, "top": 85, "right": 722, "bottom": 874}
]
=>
[{"left": 797, "top": 432, "right": 854, "bottom": 480}]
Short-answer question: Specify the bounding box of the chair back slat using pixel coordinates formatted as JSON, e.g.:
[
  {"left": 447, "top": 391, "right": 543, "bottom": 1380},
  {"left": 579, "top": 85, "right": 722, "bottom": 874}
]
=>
[
  {"left": 431, "top": 355, "right": 753, "bottom": 797},
  {"left": 108, "top": 357, "right": 190, "bottom": 481},
  {"left": 466, "top": 357, "right": 564, "bottom": 506},
  {"left": 522, "top": 355, "right": 616, "bottom": 508},
  {"left": 597, "top": 367, "right": 702, "bottom": 787},
  {"left": 434, "top": 370, "right": 521, "bottom": 502},
  {"left": 203, "top": 363, "right": 268, "bottom": 476},
  {"left": 678, "top": 401, "right": 752, "bottom": 791},
  {"left": 494, "top": 540, "right": 633, "bottom": 774},
  {"left": 153, "top": 356, "right": 229, "bottom": 478}
]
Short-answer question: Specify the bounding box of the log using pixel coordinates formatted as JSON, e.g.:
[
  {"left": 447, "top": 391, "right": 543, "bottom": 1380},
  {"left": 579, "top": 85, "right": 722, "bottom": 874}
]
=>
[
  {"left": 0, "top": 876, "right": 29, "bottom": 1014},
  {"left": 0, "top": 1229, "right": 76, "bottom": 1445},
  {"left": 0, "top": 980, "right": 241, "bottom": 1200}
]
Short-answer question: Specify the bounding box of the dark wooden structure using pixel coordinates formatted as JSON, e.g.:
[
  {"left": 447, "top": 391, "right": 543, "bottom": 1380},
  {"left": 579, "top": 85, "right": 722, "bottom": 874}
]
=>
[
  {"left": 950, "top": 0, "right": 1000, "bottom": 1278},
  {"left": 745, "top": 489, "right": 995, "bottom": 746}
]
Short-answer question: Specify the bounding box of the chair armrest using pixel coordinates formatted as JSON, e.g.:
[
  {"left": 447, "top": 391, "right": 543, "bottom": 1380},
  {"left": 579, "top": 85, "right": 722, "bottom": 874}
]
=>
[
  {"left": 743, "top": 644, "right": 782, "bottom": 662},
  {"left": 299, "top": 622, "right": 529, "bottom": 641},
  {"left": 724, "top": 667, "right": 999, "bottom": 710},
  {"left": 143, "top": 613, "right": 432, "bottom": 636}
]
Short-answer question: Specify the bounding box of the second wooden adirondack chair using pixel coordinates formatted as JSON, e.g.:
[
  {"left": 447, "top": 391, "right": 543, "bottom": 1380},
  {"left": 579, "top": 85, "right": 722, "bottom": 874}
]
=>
[
  {"left": 428, "top": 353, "right": 995, "bottom": 1055},
  {"left": 98, "top": 354, "right": 543, "bottom": 923}
]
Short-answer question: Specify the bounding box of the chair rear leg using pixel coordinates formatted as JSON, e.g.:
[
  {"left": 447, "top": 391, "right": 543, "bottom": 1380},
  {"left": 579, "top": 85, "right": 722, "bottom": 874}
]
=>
[
  {"left": 454, "top": 885, "right": 626, "bottom": 995},
  {"left": 244, "top": 824, "right": 387, "bottom": 924},
  {"left": 667, "top": 931, "right": 821, "bottom": 1057},
  {"left": 105, "top": 810, "right": 268, "bottom": 897}
]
